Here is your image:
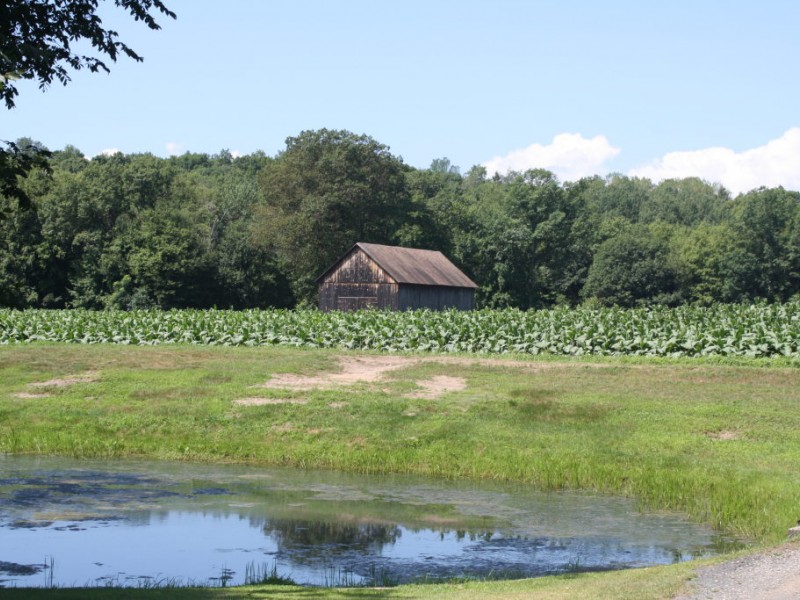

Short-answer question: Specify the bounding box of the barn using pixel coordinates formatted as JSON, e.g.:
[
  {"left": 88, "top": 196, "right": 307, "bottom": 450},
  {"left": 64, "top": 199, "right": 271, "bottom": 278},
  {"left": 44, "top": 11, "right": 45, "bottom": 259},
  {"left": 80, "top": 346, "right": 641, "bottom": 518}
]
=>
[{"left": 317, "top": 242, "right": 478, "bottom": 311}]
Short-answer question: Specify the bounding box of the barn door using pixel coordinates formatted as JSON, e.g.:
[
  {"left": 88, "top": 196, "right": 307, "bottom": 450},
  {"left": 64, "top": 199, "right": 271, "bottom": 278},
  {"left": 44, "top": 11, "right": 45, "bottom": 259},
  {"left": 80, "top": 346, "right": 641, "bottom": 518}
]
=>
[{"left": 336, "top": 296, "right": 378, "bottom": 311}]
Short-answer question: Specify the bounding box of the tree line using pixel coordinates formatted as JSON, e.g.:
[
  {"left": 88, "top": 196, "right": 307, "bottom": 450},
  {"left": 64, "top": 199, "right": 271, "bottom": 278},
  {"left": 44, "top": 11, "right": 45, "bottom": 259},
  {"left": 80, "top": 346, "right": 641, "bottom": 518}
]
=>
[{"left": 2, "top": 130, "right": 799, "bottom": 310}]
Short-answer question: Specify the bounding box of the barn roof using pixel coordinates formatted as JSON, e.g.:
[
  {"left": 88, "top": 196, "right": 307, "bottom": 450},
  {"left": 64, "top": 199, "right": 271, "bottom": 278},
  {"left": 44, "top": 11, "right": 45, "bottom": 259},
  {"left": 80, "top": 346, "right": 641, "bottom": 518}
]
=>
[{"left": 319, "top": 242, "right": 478, "bottom": 288}]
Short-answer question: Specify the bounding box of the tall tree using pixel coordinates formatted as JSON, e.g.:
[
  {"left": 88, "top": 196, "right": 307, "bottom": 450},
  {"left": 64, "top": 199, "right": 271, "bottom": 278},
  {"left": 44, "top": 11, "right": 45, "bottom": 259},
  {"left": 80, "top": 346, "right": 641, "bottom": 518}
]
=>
[
  {"left": 254, "top": 129, "right": 412, "bottom": 302},
  {"left": 724, "top": 187, "right": 800, "bottom": 301},
  {"left": 640, "top": 177, "right": 729, "bottom": 226},
  {"left": 0, "top": 0, "right": 175, "bottom": 108},
  {"left": 670, "top": 224, "right": 738, "bottom": 304},
  {"left": 580, "top": 174, "right": 653, "bottom": 223},
  {"left": 1, "top": 0, "right": 175, "bottom": 211},
  {"left": 581, "top": 223, "right": 679, "bottom": 307},
  {"left": 400, "top": 159, "right": 464, "bottom": 253}
]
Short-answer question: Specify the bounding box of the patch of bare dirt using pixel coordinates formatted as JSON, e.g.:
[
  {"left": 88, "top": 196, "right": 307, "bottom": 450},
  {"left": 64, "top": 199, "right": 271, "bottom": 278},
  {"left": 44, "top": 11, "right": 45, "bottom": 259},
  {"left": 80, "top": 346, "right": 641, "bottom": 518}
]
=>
[
  {"left": 406, "top": 375, "right": 467, "bottom": 399},
  {"left": 258, "top": 355, "right": 415, "bottom": 390},
  {"left": 328, "top": 401, "right": 348, "bottom": 409},
  {"left": 258, "top": 354, "right": 616, "bottom": 394},
  {"left": 11, "top": 392, "right": 51, "bottom": 399},
  {"left": 233, "top": 397, "right": 308, "bottom": 407},
  {"left": 29, "top": 371, "right": 99, "bottom": 388},
  {"left": 306, "top": 428, "right": 333, "bottom": 435},
  {"left": 705, "top": 430, "right": 739, "bottom": 441}
]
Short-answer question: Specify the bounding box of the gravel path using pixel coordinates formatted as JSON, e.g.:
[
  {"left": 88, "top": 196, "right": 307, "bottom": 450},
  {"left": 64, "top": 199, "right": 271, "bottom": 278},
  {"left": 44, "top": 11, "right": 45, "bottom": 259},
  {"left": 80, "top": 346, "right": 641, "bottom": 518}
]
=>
[{"left": 677, "top": 541, "right": 800, "bottom": 599}]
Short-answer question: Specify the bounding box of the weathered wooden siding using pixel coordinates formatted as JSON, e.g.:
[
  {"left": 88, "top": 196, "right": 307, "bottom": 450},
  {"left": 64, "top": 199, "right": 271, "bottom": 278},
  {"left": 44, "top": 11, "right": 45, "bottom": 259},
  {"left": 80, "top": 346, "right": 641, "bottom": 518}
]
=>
[
  {"left": 319, "top": 249, "right": 396, "bottom": 284},
  {"left": 319, "top": 282, "right": 399, "bottom": 312},
  {"left": 397, "top": 285, "right": 474, "bottom": 311},
  {"left": 319, "top": 248, "right": 401, "bottom": 312}
]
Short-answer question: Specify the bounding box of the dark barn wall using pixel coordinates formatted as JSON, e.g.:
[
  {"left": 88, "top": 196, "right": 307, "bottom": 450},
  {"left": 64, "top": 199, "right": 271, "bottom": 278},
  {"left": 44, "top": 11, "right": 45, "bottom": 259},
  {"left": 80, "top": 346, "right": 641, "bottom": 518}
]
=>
[
  {"left": 397, "top": 284, "right": 475, "bottom": 311},
  {"left": 319, "top": 282, "right": 399, "bottom": 311}
]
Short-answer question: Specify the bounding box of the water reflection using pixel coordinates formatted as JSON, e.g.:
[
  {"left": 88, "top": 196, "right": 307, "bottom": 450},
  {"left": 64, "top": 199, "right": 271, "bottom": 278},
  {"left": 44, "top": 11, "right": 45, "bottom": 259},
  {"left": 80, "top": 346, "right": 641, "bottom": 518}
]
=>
[
  {"left": 0, "top": 455, "right": 742, "bottom": 588},
  {"left": 264, "top": 519, "right": 402, "bottom": 570}
]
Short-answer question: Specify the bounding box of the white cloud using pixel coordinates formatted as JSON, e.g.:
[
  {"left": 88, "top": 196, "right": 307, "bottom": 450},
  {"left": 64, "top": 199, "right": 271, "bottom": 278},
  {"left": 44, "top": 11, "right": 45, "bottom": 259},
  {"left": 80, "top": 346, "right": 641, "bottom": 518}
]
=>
[
  {"left": 165, "top": 142, "right": 183, "bottom": 156},
  {"left": 629, "top": 128, "right": 800, "bottom": 195},
  {"left": 98, "top": 148, "right": 121, "bottom": 157},
  {"left": 483, "top": 133, "right": 621, "bottom": 182}
]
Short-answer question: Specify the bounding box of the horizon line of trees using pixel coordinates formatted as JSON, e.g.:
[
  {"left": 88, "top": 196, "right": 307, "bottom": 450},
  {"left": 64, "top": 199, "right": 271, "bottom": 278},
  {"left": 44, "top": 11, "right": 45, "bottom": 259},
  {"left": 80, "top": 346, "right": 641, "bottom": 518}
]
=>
[{"left": 2, "top": 130, "right": 799, "bottom": 311}]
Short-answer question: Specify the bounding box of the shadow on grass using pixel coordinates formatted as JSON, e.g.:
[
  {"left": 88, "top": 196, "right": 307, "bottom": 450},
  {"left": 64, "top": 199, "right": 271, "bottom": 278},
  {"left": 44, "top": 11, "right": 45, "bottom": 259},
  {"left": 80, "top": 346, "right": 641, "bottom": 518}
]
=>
[{"left": 0, "top": 585, "right": 413, "bottom": 599}]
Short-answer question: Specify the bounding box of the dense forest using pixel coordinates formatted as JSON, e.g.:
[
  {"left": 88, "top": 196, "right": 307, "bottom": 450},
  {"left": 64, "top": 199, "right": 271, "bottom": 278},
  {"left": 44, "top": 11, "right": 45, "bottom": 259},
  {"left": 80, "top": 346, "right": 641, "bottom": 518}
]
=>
[{"left": 2, "top": 129, "right": 799, "bottom": 310}]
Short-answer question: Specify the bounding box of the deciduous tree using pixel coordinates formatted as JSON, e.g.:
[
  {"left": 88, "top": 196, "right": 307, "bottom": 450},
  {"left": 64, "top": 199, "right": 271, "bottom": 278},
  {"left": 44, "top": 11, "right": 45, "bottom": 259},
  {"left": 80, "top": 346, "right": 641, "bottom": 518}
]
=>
[
  {"left": 581, "top": 224, "right": 679, "bottom": 307},
  {"left": 1, "top": 0, "right": 175, "bottom": 211},
  {"left": 255, "top": 129, "right": 412, "bottom": 302}
]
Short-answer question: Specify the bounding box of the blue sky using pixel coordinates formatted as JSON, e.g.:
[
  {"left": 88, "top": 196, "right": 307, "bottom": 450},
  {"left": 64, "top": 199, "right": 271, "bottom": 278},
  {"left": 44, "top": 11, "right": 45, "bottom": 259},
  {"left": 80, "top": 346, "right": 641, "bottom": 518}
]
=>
[{"left": 3, "top": 0, "right": 799, "bottom": 193}]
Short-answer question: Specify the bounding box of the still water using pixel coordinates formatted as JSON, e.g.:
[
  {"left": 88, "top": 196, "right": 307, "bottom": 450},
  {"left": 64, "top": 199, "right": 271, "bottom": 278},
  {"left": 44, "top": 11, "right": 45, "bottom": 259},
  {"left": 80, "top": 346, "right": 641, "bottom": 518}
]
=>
[{"left": 0, "top": 455, "right": 738, "bottom": 588}]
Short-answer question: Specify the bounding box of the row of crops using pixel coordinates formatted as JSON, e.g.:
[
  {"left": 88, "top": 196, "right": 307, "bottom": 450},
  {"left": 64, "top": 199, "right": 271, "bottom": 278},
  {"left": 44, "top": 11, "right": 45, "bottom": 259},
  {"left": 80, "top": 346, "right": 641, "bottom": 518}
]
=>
[{"left": 1, "top": 304, "right": 799, "bottom": 358}]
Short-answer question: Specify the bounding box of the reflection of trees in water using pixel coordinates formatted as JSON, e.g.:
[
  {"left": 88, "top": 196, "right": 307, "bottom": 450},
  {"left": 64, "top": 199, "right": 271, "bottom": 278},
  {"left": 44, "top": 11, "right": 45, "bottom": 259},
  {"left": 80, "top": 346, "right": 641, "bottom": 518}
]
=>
[
  {"left": 452, "top": 529, "right": 494, "bottom": 542},
  {"left": 264, "top": 519, "right": 401, "bottom": 563}
]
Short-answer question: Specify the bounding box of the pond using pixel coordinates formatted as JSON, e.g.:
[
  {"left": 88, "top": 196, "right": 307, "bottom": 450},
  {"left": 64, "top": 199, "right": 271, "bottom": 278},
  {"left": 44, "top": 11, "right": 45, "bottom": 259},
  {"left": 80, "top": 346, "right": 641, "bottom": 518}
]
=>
[{"left": 0, "top": 455, "right": 739, "bottom": 588}]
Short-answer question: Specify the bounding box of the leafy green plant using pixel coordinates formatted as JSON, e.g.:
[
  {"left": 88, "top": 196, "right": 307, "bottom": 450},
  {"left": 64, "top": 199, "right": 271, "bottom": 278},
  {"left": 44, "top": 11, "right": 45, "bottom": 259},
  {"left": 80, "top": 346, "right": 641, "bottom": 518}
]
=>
[{"left": 1, "top": 303, "right": 799, "bottom": 358}]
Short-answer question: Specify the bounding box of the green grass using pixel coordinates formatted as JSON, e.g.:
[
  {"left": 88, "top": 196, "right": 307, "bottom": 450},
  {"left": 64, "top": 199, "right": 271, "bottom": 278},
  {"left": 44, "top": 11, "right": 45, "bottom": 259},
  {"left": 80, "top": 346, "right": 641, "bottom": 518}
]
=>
[
  {"left": 1, "top": 343, "right": 799, "bottom": 598},
  {"left": 0, "top": 560, "right": 705, "bottom": 599}
]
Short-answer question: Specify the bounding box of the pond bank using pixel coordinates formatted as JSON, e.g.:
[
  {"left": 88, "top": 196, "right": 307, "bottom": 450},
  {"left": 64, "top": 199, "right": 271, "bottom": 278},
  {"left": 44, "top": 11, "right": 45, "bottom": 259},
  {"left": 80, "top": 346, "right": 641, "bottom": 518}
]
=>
[{"left": 0, "top": 456, "right": 737, "bottom": 588}]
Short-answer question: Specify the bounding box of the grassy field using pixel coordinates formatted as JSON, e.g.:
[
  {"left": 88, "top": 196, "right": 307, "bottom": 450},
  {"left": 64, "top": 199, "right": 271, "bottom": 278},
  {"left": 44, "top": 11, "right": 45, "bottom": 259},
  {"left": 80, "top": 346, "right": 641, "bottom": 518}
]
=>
[{"left": 1, "top": 343, "right": 799, "bottom": 598}]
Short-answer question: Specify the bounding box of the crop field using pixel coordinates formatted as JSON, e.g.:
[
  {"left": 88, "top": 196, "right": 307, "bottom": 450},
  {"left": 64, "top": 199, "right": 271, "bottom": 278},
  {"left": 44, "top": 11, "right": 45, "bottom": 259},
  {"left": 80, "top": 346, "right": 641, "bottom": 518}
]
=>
[{"left": 1, "top": 303, "right": 800, "bottom": 358}]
